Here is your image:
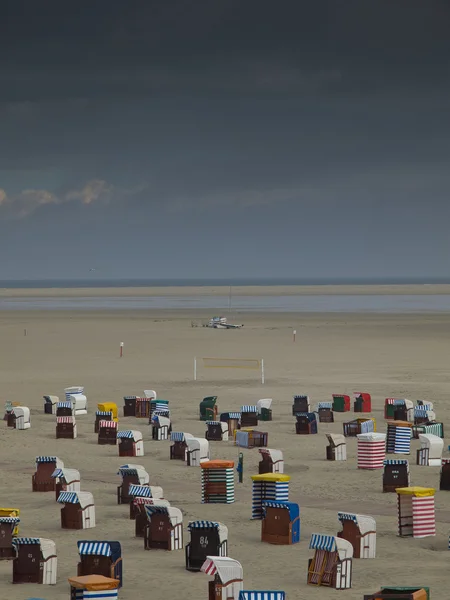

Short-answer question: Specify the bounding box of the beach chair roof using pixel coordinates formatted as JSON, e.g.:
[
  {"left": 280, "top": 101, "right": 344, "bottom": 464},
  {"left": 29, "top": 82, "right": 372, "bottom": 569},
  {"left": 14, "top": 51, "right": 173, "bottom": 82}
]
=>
[
  {"left": 144, "top": 504, "right": 182, "bottom": 526},
  {"left": 0, "top": 517, "right": 20, "bottom": 530},
  {"left": 57, "top": 491, "right": 93, "bottom": 508},
  {"left": 206, "top": 421, "right": 227, "bottom": 432},
  {"left": 144, "top": 390, "right": 157, "bottom": 398},
  {"left": 419, "top": 433, "right": 444, "bottom": 449},
  {"left": 317, "top": 402, "right": 333, "bottom": 410},
  {"left": 201, "top": 556, "right": 243, "bottom": 585},
  {"left": 151, "top": 410, "right": 170, "bottom": 419},
  {"left": 57, "top": 401, "right": 74, "bottom": 409},
  {"left": 395, "top": 486, "right": 435, "bottom": 497},
  {"left": 12, "top": 406, "right": 29, "bottom": 418},
  {"left": 67, "top": 394, "right": 87, "bottom": 404},
  {"left": 51, "top": 468, "right": 80, "bottom": 483},
  {"left": 295, "top": 412, "right": 316, "bottom": 421},
  {"left": 65, "top": 386, "right": 84, "bottom": 394},
  {"left": 309, "top": 534, "right": 353, "bottom": 559},
  {"left": 151, "top": 398, "right": 169, "bottom": 405},
  {"left": 220, "top": 412, "right": 241, "bottom": 420},
  {"left": 97, "top": 402, "right": 117, "bottom": 410},
  {"left": 96, "top": 410, "right": 113, "bottom": 417},
  {"left": 117, "top": 465, "right": 149, "bottom": 484},
  {"left": 201, "top": 396, "right": 218, "bottom": 405},
  {"left": 326, "top": 433, "right": 346, "bottom": 446},
  {"left": 262, "top": 501, "right": 299, "bottom": 522},
  {"left": 128, "top": 484, "right": 151, "bottom": 497},
  {"left": 188, "top": 519, "right": 225, "bottom": 532},
  {"left": 257, "top": 398, "right": 273, "bottom": 411},
  {"left": 36, "top": 456, "right": 63, "bottom": 466},
  {"left": 170, "top": 431, "right": 194, "bottom": 442},
  {"left": 337, "top": 512, "right": 376, "bottom": 535},
  {"left": 117, "top": 463, "right": 144, "bottom": 472},
  {"left": 387, "top": 398, "right": 412, "bottom": 407},
  {"left": 68, "top": 574, "right": 120, "bottom": 590},
  {"left": 293, "top": 395, "right": 309, "bottom": 400},
  {"left": 258, "top": 448, "right": 283, "bottom": 462},
  {"left": 77, "top": 541, "right": 121, "bottom": 559},
  {"left": 239, "top": 592, "right": 285, "bottom": 600},
  {"left": 13, "top": 538, "right": 56, "bottom": 559},
  {"left": 117, "top": 430, "right": 142, "bottom": 441},
  {"left": 186, "top": 437, "right": 209, "bottom": 452},
  {"left": 251, "top": 473, "right": 290, "bottom": 482},
  {"left": 357, "top": 432, "right": 386, "bottom": 441},
  {"left": 188, "top": 521, "right": 228, "bottom": 542},
  {"left": 43, "top": 395, "right": 59, "bottom": 403},
  {"left": 417, "top": 400, "right": 433, "bottom": 409},
  {"left": 241, "top": 405, "right": 258, "bottom": 413}
]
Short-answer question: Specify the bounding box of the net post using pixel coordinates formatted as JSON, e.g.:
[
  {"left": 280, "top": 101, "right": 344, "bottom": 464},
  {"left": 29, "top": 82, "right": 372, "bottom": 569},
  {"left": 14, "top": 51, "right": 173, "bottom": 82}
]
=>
[
  {"left": 194, "top": 357, "right": 197, "bottom": 381},
  {"left": 261, "top": 359, "right": 265, "bottom": 384}
]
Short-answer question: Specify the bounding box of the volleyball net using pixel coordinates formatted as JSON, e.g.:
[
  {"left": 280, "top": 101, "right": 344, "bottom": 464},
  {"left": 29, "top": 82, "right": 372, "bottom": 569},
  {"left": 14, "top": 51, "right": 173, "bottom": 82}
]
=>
[{"left": 194, "top": 357, "right": 265, "bottom": 384}]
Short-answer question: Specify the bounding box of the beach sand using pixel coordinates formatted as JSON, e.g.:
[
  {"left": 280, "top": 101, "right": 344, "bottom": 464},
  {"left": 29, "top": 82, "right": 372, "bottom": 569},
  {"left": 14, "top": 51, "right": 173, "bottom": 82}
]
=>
[{"left": 1, "top": 306, "right": 449, "bottom": 599}]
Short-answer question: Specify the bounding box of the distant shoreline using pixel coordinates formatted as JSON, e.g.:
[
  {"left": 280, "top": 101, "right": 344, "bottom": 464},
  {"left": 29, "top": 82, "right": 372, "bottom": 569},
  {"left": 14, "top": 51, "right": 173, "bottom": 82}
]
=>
[
  {"left": 1, "top": 277, "right": 450, "bottom": 289},
  {"left": 1, "top": 284, "right": 450, "bottom": 298}
]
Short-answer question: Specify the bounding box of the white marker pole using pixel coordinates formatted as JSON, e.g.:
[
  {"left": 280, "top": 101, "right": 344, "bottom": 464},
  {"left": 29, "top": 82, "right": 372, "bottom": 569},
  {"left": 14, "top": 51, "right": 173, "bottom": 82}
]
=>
[
  {"left": 293, "top": 329, "right": 296, "bottom": 343},
  {"left": 261, "top": 359, "right": 265, "bottom": 384},
  {"left": 120, "top": 342, "right": 124, "bottom": 358},
  {"left": 194, "top": 357, "right": 197, "bottom": 381}
]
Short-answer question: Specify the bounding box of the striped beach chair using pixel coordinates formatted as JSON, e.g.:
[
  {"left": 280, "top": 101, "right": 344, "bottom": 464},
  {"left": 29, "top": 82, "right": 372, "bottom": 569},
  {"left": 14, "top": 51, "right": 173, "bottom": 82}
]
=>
[
  {"left": 239, "top": 593, "right": 285, "bottom": 600},
  {"left": 382, "top": 459, "right": 410, "bottom": 492},
  {"left": 144, "top": 505, "right": 183, "bottom": 551},
  {"left": 240, "top": 405, "right": 259, "bottom": 427},
  {"left": 77, "top": 540, "right": 123, "bottom": 588},
  {"left": 317, "top": 402, "right": 334, "bottom": 423},
  {"left": 307, "top": 533, "right": 353, "bottom": 589},
  {"left": 251, "top": 474, "right": 290, "bottom": 520},
  {"left": 94, "top": 410, "right": 113, "bottom": 433},
  {"left": 0, "top": 517, "right": 20, "bottom": 559},
  {"left": 201, "top": 461, "right": 235, "bottom": 504},
  {"left": 170, "top": 431, "right": 194, "bottom": 460},
  {"left": 186, "top": 521, "right": 228, "bottom": 571},
  {"left": 56, "top": 401, "right": 74, "bottom": 417}
]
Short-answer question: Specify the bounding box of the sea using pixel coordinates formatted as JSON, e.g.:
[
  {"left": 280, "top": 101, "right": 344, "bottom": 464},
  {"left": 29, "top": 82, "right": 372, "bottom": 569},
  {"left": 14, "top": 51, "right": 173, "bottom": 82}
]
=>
[{"left": 1, "top": 277, "right": 450, "bottom": 313}]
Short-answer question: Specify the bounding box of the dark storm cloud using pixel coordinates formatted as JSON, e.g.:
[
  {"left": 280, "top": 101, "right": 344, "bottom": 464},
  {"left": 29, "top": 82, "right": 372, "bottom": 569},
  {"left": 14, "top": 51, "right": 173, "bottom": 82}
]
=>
[
  {"left": 1, "top": 1, "right": 449, "bottom": 100},
  {"left": 1, "top": 1, "right": 450, "bottom": 278}
]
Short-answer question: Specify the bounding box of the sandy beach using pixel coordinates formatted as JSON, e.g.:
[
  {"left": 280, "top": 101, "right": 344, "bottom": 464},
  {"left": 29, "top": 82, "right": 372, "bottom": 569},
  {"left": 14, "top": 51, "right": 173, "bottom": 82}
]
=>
[{"left": 1, "top": 300, "right": 449, "bottom": 599}]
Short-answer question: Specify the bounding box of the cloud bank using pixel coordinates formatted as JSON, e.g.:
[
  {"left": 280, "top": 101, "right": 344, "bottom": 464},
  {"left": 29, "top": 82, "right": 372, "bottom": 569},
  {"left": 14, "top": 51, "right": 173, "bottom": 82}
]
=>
[{"left": 0, "top": 180, "right": 113, "bottom": 218}]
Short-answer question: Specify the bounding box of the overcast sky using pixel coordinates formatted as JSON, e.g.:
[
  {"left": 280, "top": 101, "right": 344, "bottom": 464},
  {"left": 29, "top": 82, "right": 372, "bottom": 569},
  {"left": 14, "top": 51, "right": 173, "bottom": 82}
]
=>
[{"left": 1, "top": 1, "right": 449, "bottom": 280}]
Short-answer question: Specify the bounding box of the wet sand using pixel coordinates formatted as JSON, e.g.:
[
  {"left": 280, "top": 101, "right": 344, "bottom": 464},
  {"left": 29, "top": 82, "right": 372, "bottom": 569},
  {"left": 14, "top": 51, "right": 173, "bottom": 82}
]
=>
[
  {"left": 1, "top": 283, "right": 450, "bottom": 298},
  {"left": 0, "top": 308, "right": 449, "bottom": 599}
]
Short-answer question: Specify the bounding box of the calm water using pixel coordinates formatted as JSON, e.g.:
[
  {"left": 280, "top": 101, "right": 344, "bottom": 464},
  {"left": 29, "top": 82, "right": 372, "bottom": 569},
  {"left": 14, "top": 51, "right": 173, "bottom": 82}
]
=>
[
  {"left": 1, "top": 294, "right": 450, "bottom": 312},
  {"left": 0, "top": 276, "right": 450, "bottom": 288}
]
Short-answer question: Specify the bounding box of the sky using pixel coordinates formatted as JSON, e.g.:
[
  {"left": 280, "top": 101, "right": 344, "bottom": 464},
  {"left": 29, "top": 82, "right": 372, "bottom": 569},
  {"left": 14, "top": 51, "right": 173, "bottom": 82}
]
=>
[{"left": 1, "top": 1, "right": 450, "bottom": 280}]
